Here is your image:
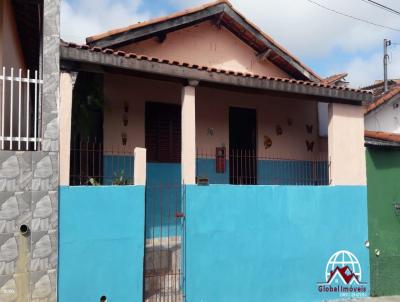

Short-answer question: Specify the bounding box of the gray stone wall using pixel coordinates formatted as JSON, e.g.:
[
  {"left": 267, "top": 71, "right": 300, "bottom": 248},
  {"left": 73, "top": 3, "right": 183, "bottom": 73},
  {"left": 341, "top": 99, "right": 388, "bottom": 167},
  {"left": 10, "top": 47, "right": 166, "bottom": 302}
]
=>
[{"left": 0, "top": 0, "right": 60, "bottom": 301}]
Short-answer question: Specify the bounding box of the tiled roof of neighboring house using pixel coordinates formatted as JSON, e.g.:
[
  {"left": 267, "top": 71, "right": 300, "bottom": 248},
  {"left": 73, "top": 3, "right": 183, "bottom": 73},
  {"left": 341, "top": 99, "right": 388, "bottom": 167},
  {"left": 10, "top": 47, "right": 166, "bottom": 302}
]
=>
[
  {"left": 87, "top": 0, "right": 228, "bottom": 43},
  {"left": 365, "top": 130, "right": 400, "bottom": 148},
  {"left": 365, "top": 86, "right": 400, "bottom": 114},
  {"left": 322, "top": 73, "right": 348, "bottom": 85},
  {"left": 85, "top": 0, "right": 321, "bottom": 82},
  {"left": 61, "top": 41, "right": 371, "bottom": 96},
  {"left": 365, "top": 130, "right": 400, "bottom": 142},
  {"left": 362, "top": 79, "right": 400, "bottom": 91}
]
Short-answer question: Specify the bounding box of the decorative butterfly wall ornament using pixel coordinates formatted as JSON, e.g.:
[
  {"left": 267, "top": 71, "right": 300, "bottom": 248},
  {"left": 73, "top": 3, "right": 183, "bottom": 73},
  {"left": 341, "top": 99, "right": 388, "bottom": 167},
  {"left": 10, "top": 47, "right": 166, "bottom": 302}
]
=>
[
  {"left": 306, "top": 140, "right": 314, "bottom": 152},
  {"left": 264, "top": 136, "right": 272, "bottom": 149}
]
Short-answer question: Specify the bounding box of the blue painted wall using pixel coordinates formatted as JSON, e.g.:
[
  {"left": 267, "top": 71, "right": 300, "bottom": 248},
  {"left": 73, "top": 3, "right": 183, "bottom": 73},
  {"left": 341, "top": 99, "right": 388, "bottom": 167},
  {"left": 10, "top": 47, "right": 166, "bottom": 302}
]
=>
[
  {"left": 185, "top": 185, "right": 369, "bottom": 302},
  {"left": 59, "top": 186, "right": 145, "bottom": 302}
]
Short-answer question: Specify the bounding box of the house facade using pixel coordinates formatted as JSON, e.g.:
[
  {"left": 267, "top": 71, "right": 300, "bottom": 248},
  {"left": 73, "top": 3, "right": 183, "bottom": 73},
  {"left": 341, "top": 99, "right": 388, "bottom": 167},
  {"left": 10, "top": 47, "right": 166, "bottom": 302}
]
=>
[
  {"left": 365, "top": 81, "right": 400, "bottom": 134},
  {"left": 0, "top": 0, "right": 60, "bottom": 301},
  {"left": 57, "top": 1, "right": 372, "bottom": 302},
  {"left": 0, "top": 0, "right": 375, "bottom": 301}
]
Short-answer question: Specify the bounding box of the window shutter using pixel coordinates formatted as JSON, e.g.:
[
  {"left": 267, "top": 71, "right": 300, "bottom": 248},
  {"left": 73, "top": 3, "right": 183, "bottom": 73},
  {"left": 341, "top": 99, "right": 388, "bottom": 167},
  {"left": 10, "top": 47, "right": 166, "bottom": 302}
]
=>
[{"left": 145, "top": 102, "right": 181, "bottom": 163}]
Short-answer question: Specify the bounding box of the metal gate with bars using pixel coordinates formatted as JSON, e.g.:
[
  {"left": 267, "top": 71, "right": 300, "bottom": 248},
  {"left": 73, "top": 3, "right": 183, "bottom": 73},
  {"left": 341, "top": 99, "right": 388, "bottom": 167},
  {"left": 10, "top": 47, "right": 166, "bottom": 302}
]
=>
[{"left": 144, "top": 183, "right": 185, "bottom": 302}]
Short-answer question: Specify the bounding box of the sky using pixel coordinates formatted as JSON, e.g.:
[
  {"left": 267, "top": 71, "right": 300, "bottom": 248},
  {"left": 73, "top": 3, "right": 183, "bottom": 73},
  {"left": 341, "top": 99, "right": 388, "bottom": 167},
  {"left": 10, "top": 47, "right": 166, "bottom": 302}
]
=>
[{"left": 61, "top": 0, "right": 400, "bottom": 87}]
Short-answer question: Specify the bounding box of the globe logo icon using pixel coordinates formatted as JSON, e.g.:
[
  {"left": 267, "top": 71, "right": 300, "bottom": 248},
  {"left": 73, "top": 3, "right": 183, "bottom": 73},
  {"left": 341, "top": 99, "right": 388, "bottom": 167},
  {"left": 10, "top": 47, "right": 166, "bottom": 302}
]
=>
[{"left": 325, "top": 250, "right": 362, "bottom": 283}]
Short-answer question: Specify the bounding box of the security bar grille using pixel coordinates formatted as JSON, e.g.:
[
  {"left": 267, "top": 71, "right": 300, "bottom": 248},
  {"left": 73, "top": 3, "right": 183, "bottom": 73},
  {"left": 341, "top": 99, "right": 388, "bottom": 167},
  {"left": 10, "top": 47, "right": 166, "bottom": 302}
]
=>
[{"left": 0, "top": 67, "right": 43, "bottom": 151}]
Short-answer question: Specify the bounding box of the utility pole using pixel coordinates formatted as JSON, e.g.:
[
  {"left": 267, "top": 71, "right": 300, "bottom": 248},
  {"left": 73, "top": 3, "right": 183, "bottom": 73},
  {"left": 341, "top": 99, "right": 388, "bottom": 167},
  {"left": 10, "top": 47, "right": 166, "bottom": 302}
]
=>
[{"left": 384, "top": 38, "right": 391, "bottom": 92}]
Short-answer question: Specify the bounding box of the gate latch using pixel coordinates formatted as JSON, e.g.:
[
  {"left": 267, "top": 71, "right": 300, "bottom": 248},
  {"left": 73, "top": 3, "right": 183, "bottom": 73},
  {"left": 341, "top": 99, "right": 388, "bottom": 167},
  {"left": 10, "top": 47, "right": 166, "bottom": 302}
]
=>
[{"left": 175, "top": 212, "right": 185, "bottom": 218}]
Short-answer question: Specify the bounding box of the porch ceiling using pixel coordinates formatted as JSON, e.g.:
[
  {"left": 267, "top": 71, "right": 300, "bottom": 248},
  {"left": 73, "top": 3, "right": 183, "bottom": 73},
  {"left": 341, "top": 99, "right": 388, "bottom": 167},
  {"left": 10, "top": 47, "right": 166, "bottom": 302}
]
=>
[{"left": 60, "top": 43, "right": 372, "bottom": 105}]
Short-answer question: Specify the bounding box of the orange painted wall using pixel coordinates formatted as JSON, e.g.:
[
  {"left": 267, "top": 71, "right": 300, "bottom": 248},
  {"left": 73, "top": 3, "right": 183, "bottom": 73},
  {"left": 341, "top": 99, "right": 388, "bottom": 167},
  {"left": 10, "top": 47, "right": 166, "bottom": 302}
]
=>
[{"left": 120, "top": 21, "right": 289, "bottom": 79}]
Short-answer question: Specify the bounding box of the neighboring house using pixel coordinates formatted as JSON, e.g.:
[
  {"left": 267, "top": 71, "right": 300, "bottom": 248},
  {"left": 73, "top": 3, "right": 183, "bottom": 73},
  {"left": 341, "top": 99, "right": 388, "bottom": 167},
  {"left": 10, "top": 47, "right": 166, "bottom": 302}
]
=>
[
  {"left": 365, "top": 130, "right": 400, "bottom": 297},
  {"left": 364, "top": 81, "right": 400, "bottom": 296},
  {"left": 0, "top": 0, "right": 60, "bottom": 301},
  {"left": 58, "top": 1, "right": 372, "bottom": 302},
  {"left": 365, "top": 86, "right": 400, "bottom": 133}
]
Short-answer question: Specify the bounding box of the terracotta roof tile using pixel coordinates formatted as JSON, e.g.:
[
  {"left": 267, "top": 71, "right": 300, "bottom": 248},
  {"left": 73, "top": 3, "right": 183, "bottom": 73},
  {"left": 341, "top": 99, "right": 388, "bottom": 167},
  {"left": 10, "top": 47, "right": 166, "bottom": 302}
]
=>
[
  {"left": 322, "top": 73, "right": 348, "bottom": 85},
  {"left": 86, "top": 0, "right": 231, "bottom": 43},
  {"left": 61, "top": 42, "right": 371, "bottom": 95},
  {"left": 365, "top": 131, "right": 400, "bottom": 143},
  {"left": 365, "top": 86, "right": 400, "bottom": 114}
]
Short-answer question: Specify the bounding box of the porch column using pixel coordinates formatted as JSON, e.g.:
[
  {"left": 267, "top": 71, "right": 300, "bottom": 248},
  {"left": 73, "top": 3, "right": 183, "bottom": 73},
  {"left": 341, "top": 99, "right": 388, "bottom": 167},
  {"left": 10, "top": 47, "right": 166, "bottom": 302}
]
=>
[
  {"left": 328, "top": 103, "right": 366, "bottom": 185},
  {"left": 59, "top": 72, "right": 76, "bottom": 186},
  {"left": 181, "top": 80, "right": 198, "bottom": 185},
  {"left": 134, "top": 147, "right": 147, "bottom": 185}
]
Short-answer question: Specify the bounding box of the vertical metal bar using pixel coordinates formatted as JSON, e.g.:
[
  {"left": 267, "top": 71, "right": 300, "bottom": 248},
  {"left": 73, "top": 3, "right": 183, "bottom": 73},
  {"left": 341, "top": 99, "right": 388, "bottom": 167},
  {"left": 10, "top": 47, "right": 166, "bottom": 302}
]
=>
[
  {"left": 26, "top": 70, "right": 30, "bottom": 150},
  {"left": 17, "top": 69, "right": 22, "bottom": 150},
  {"left": 79, "top": 139, "right": 83, "bottom": 185},
  {"left": 244, "top": 149, "right": 247, "bottom": 184},
  {"left": 174, "top": 184, "right": 178, "bottom": 302},
  {"left": 248, "top": 149, "right": 251, "bottom": 184},
  {"left": 92, "top": 139, "right": 95, "bottom": 180},
  {"left": 1, "top": 67, "right": 5, "bottom": 150},
  {"left": 72, "top": 136, "right": 76, "bottom": 185},
  {"left": 38, "top": 71, "right": 42, "bottom": 149},
  {"left": 160, "top": 183, "right": 164, "bottom": 301},
  {"left": 167, "top": 183, "right": 171, "bottom": 302},
  {"left": 34, "top": 70, "right": 38, "bottom": 150},
  {"left": 237, "top": 150, "right": 239, "bottom": 184},
  {"left": 241, "top": 149, "right": 244, "bottom": 184},
  {"left": 123, "top": 147, "right": 126, "bottom": 182},
  {"left": 86, "top": 137, "right": 89, "bottom": 184},
  {"left": 233, "top": 149, "right": 236, "bottom": 184},
  {"left": 9, "top": 68, "right": 14, "bottom": 150},
  {"left": 152, "top": 185, "right": 156, "bottom": 300},
  {"left": 97, "top": 142, "right": 104, "bottom": 184},
  {"left": 253, "top": 149, "right": 256, "bottom": 185}
]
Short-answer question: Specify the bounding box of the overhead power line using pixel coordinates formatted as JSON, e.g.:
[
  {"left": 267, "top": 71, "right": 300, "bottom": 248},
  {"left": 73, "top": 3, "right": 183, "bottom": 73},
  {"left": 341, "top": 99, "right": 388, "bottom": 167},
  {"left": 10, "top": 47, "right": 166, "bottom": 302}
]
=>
[
  {"left": 306, "top": 0, "right": 400, "bottom": 32},
  {"left": 360, "top": 0, "right": 400, "bottom": 16}
]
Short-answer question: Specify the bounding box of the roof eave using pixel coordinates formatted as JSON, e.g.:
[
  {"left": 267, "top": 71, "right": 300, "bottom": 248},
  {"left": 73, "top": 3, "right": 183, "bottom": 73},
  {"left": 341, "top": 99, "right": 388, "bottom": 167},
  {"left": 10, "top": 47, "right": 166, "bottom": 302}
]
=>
[{"left": 60, "top": 45, "right": 371, "bottom": 105}]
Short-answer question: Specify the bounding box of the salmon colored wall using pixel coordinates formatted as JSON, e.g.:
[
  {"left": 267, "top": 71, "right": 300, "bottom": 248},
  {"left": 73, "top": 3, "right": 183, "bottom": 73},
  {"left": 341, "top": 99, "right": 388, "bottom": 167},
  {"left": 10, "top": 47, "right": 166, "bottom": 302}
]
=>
[
  {"left": 328, "top": 103, "right": 366, "bottom": 185},
  {"left": 103, "top": 75, "right": 325, "bottom": 160},
  {"left": 196, "top": 86, "right": 324, "bottom": 159},
  {"left": 120, "top": 21, "right": 289, "bottom": 79},
  {"left": 103, "top": 74, "right": 182, "bottom": 152}
]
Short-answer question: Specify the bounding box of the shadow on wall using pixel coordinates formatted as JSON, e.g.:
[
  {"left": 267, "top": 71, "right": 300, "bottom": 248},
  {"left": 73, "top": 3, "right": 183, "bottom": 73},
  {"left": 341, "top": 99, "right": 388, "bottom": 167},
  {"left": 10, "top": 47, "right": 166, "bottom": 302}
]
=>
[{"left": 368, "top": 148, "right": 400, "bottom": 170}]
